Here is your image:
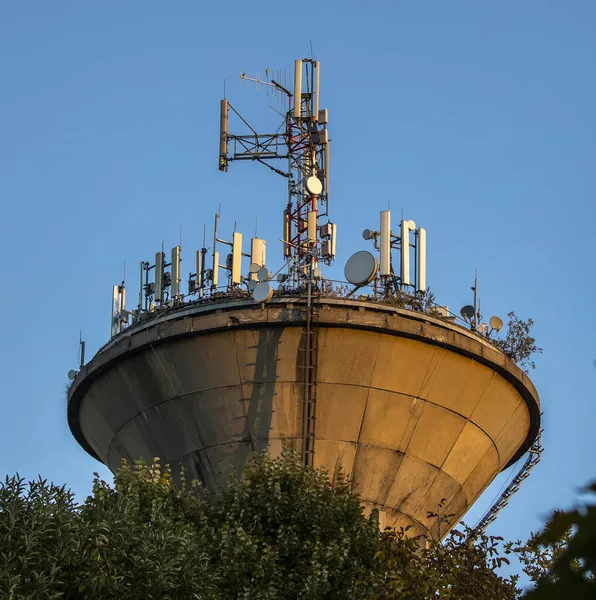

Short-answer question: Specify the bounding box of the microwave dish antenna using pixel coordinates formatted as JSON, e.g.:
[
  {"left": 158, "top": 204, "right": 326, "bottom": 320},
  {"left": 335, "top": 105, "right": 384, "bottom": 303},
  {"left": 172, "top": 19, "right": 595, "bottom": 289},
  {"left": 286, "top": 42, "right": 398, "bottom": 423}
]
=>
[
  {"left": 257, "top": 267, "right": 270, "bottom": 282},
  {"left": 490, "top": 315, "right": 504, "bottom": 332},
  {"left": 460, "top": 305, "right": 475, "bottom": 320},
  {"left": 252, "top": 282, "right": 273, "bottom": 303},
  {"left": 305, "top": 176, "right": 323, "bottom": 196},
  {"left": 345, "top": 251, "right": 378, "bottom": 286}
]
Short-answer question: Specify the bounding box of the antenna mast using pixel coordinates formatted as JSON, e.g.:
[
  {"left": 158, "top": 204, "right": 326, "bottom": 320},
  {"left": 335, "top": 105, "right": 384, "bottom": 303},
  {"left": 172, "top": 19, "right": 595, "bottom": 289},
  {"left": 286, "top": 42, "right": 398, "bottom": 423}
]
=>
[{"left": 219, "top": 58, "right": 333, "bottom": 288}]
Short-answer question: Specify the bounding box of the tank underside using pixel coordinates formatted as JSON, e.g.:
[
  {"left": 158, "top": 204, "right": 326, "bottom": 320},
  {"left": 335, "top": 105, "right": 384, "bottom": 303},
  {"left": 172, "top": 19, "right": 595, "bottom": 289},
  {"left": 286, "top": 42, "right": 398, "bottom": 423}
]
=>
[{"left": 68, "top": 298, "right": 540, "bottom": 540}]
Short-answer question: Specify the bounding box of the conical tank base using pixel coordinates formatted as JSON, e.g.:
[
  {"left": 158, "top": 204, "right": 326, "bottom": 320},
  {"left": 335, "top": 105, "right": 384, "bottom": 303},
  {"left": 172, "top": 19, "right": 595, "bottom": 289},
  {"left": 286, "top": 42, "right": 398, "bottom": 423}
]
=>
[{"left": 68, "top": 298, "right": 540, "bottom": 540}]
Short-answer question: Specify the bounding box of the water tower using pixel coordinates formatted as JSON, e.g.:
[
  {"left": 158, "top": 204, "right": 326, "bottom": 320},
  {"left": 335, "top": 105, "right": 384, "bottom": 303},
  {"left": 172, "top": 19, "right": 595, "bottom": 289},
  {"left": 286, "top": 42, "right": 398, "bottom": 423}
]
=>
[{"left": 68, "top": 59, "right": 541, "bottom": 540}]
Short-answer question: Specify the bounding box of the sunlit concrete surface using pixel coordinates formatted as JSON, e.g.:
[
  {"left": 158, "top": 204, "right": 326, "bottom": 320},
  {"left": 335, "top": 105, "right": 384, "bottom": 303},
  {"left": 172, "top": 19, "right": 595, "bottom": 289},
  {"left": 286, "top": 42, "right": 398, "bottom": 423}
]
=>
[{"left": 68, "top": 298, "right": 540, "bottom": 540}]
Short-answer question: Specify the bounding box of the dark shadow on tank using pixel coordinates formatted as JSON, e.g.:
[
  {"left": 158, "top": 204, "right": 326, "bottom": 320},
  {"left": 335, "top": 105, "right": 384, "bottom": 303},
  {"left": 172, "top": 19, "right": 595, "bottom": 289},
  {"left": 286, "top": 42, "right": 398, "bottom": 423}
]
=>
[
  {"left": 223, "top": 327, "right": 282, "bottom": 482},
  {"left": 246, "top": 328, "right": 282, "bottom": 449}
]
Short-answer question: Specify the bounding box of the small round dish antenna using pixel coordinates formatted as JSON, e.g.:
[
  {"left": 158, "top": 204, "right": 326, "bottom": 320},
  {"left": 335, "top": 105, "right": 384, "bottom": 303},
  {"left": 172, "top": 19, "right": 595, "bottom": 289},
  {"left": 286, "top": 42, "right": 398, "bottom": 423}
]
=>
[
  {"left": 489, "top": 316, "right": 503, "bottom": 332},
  {"left": 257, "top": 267, "right": 269, "bottom": 283},
  {"left": 478, "top": 323, "right": 489, "bottom": 335},
  {"left": 247, "top": 280, "right": 257, "bottom": 292},
  {"left": 67, "top": 370, "right": 77, "bottom": 381},
  {"left": 362, "top": 229, "right": 373, "bottom": 240},
  {"left": 344, "top": 251, "right": 378, "bottom": 286},
  {"left": 249, "top": 262, "right": 261, "bottom": 274},
  {"left": 305, "top": 176, "right": 323, "bottom": 196},
  {"left": 252, "top": 282, "right": 273, "bottom": 303},
  {"left": 460, "top": 305, "right": 475, "bottom": 320}
]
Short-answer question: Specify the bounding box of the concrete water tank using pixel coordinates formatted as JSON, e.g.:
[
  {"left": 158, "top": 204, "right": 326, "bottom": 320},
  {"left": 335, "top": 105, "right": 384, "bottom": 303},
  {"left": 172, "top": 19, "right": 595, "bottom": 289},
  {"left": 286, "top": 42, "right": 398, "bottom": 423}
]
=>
[{"left": 68, "top": 297, "right": 540, "bottom": 540}]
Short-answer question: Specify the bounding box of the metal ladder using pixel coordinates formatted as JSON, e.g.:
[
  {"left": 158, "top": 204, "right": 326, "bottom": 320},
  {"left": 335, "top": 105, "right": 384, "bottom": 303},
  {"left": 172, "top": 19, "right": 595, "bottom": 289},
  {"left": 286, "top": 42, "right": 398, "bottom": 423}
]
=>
[
  {"left": 301, "top": 278, "right": 319, "bottom": 468},
  {"left": 470, "top": 430, "right": 543, "bottom": 541}
]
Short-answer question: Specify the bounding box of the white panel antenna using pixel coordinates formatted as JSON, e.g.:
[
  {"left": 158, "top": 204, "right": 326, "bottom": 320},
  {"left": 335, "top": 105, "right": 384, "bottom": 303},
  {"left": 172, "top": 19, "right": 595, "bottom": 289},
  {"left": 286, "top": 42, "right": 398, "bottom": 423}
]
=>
[
  {"left": 250, "top": 238, "right": 266, "bottom": 281},
  {"left": 400, "top": 219, "right": 415, "bottom": 287},
  {"left": 416, "top": 227, "right": 427, "bottom": 292},
  {"left": 212, "top": 251, "right": 219, "bottom": 288},
  {"left": 307, "top": 211, "right": 317, "bottom": 242},
  {"left": 380, "top": 210, "right": 391, "bottom": 277},
  {"left": 111, "top": 283, "right": 128, "bottom": 338},
  {"left": 331, "top": 223, "right": 337, "bottom": 257},
  {"left": 231, "top": 232, "right": 242, "bottom": 285},
  {"left": 155, "top": 252, "right": 164, "bottom": 302},
  {"left": 171, "top": 245, "right": 181, "bottom": 299},
  {"left": 314, "top": 61, "right": 320, "bottom": 116},
  {"left": 293, "top": 60, "right": 302, "bottom": 118},
  {"left": 111, "top": 285, "right": 121, "bottom": 338}
]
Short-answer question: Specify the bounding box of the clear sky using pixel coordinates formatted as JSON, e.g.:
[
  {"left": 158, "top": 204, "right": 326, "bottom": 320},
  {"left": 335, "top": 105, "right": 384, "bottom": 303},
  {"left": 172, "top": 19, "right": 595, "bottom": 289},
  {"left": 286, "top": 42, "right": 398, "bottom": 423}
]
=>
[{"left": 1, "top": 0, "right": 595, "bottom": 562}]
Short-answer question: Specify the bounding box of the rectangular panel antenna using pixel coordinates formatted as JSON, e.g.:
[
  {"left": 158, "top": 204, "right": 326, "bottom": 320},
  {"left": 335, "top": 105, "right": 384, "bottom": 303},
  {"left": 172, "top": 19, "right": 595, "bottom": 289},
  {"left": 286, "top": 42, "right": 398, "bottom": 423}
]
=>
[
  {"left": 416, "top": 227, "right": 427, "bottom": 292},
  {"left": 325, "top": 143, "right": 330, "bottom": 198},
  {"left": 400, "top": 220, "right": 411, "bottom": 287},
  {"left": 171, "top": 245, "right": 181, "bottom": 298},
  {"left": 315, "top": 61, "right": 320, "bottom": 116},
  {"left": 219, "top": 99, "right": 228, "bottom": 171},
  {"left": 138, "top": 261, "right": 144, "bottom": 309},
  {"left": 196, "top": 249, "right": 205, "bottom": 296},
  {"left": 250, "top": 237, "right": 266, "bottom": 281},
  {"left": 283, "top": 209, "right": 291, "bottom": 258},
  {"left": 307, "top": 211, "right": 317, "bottom": 242},
  {"left": 155, "top": 252, "right": 164, "bottom": 302},
  {"left": 293, "top": 60, "right": 302, "bottom": 118},
  {"left": 212, "top": 251, "right": 219, "bottom": 288},
  {"left": 331, "top": 223, "right": 337, "bottom": 257},
  {"left": 231, "top": 232, "right": 242, "bottom": 285},
  {"left": 380, "top": 210, "right": 391, "bottom": 277},
  {"left": 111, "top": 285, "right": 121, "bottom": 338}
]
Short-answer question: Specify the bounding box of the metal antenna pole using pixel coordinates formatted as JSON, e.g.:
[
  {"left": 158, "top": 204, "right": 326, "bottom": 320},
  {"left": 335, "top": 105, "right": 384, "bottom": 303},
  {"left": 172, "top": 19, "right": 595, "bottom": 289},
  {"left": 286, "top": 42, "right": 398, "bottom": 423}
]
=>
[{"left": 472, "top": 269, "right": 478, "bottom": 331}]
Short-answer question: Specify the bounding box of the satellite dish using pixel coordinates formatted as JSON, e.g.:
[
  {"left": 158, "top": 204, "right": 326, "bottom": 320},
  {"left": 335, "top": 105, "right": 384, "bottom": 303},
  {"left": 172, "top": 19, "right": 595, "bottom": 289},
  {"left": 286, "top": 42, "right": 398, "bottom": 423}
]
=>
[
  {"left": 489, "top": 316, "right": 503, "bottom": 332},
  {"left": 249, "top": 262, "right": 261, "bottom": 274},
  {"left": 344, "top": 251, "right": 378, "bottom": 286},
  {"left": 408, "top": 220, "right": 416, "bottom": 229},
  {"left": 362, "top": 229, "right": 373, "bottom": 240},
  {"left": 257, "top": 267, "right": 270, "bottom": 283},
  {"left": 247, "top": 280, "right": 257, "bottom": 292},
  {"left": 478, "top": 323, "right": 489, "bottom": 335},
  {"left": 305, "top": 176, "right": 323, "bottom": 196},
  {"left": 277, "top": 273, "right": 287, "bottom": 282},
  {"left": 460, "top": 305, "right": 475, "bottom": 320},
  {"left": 252, "top": 282, "right": 273, "bottom": 303},
  {"left": 67, "top": 370, "right": 77, "bottom": 381}
]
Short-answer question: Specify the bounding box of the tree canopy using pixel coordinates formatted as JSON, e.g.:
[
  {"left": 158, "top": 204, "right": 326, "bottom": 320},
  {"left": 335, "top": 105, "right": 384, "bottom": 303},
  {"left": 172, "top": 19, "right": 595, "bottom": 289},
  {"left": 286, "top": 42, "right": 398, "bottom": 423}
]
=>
[{"left": 0, "top": 449, "right": 593, "bottom": 599}]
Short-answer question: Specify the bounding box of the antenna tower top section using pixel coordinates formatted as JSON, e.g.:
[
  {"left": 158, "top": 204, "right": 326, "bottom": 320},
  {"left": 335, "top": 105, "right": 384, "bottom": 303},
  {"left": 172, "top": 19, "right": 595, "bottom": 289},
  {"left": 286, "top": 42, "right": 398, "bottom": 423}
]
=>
[{"left": 219, "top": 59, "right": 332, "bottom": 288}]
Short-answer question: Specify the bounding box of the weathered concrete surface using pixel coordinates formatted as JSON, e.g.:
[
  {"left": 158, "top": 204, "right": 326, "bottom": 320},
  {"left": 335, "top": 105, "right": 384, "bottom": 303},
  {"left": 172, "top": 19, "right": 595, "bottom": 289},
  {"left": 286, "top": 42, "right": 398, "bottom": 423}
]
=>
[{"left": 68, "top": 297, "right": 540, "bottom": 540}]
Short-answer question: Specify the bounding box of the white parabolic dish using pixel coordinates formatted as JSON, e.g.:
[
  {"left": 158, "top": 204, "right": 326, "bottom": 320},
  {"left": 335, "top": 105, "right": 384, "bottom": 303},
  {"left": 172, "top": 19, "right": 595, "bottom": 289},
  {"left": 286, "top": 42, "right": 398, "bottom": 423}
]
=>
[
  {"left": 344, "top": 251, "right": 378, "bottom": 286},
  {"left": 305, "top": 176, "right": 323, "bottom": 196}
]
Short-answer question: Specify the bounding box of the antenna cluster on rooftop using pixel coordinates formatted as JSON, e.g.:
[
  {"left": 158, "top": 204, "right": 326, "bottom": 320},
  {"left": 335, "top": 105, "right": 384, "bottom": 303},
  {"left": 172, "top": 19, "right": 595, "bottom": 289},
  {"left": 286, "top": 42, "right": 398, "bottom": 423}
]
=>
[{"left": 106, "top": 57, "right": 500, "bottom": 343}]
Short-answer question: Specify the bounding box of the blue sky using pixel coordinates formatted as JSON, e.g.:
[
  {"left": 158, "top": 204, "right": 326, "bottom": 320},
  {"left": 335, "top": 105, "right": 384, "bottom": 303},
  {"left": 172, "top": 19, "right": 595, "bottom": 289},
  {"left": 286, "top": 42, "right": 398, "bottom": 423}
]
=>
[{"left": 1, "top": 0, "right": 595, "bottom": 559}]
